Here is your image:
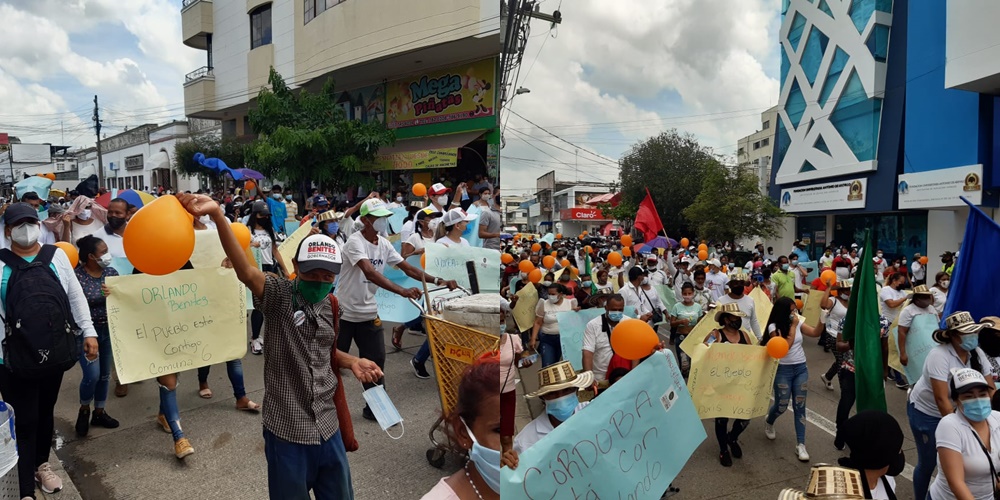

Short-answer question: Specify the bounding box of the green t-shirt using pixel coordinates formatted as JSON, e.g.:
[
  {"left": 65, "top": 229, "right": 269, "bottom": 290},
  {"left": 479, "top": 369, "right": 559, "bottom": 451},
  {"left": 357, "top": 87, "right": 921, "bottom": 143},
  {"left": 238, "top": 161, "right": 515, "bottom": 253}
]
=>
[
  {"left": 771, "top": 270, "right": 796, "bottom": 299},
  {"left": 670, "top": 302, "right": 703, "bottom": 325}
]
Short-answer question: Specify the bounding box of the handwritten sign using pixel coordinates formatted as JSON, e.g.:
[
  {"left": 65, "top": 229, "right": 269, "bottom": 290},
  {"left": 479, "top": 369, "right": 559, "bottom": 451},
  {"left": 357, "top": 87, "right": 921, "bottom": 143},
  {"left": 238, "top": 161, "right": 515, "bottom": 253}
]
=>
[
  {"left": 802, "top": 289, "right": 825, "bottom": 326},
  {"left": 278, "top": 223, "right": 314, "bottom": 269},
  {"left": 512, "top": 284, "right": 538, "bottom": 332},
  {"left": 749, "top": 287, "right": 773, "bottom": 329},
  {"left": 501, "top": 351, "right": 705, "bottom": 499},
  {"left": 106, "top": 268, "right": 247, "bottom": 384},
  {"left": 558, "top": 309, "right": 606, "bottom": 371},
  {"left": 679, "top": 314, "right": 722, "bottom": 359},
  {"left": 687, "top": 343, "right": 778, "bottom": 419},
  {"left": 424, "top": 242, "right": 500, "bottom": 293}
]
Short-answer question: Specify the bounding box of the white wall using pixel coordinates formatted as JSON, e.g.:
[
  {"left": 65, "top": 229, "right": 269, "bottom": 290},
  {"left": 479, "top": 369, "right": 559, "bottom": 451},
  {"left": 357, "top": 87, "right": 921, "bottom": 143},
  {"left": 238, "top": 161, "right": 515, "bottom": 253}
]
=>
[
  {"left": 945, "top": 1, "right": 1000, "bottom": 89},
  {"left": 213, "top": 0, "right": 251, "bottom": 110},
  {"left": 271, "top": 0, "right": 296, "bottom": 81}
]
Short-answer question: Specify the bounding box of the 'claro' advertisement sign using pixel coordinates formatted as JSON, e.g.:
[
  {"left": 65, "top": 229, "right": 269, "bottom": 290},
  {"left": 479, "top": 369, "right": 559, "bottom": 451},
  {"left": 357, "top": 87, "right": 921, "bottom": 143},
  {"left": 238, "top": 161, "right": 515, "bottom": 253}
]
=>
[{"left": 387, "top": 58, "right": 496, "bottom": 129}]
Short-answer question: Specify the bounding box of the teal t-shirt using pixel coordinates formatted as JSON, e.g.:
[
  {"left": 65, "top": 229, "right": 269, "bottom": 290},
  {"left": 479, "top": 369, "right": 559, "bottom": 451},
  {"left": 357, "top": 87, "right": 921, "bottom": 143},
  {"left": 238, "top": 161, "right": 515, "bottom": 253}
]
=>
[{"left": 670, "top": 302, "right": 703, "bottom": 325}]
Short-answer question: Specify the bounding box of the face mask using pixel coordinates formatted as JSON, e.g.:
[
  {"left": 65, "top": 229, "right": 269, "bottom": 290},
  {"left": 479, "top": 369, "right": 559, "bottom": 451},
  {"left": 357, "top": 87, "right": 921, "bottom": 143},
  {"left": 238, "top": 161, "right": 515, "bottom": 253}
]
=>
[
  {"left": 436, "top": 195, "right": 448, "bottom": 206},
  {"left": 902, "top": 260, "right": 908, "bottom": 265},
  {"left": 941, "top": 280, "right": 950, "bottom": 289},
  {"left": 725, "top": 319, "right": 742, "bottom": 330},
  {"left": 541, "top": 281, "right": 552, "bottom": 287},
  {"left": 272, "top": 193, "right": 282, "bottom": 200},
  {"left": 781, "top": 264, "right": 789, "bottom": 271},
  {"left": 285, "top": 195, "right": 292, "bottom": 201},
  {"left": 961, "top": 397, "right": 993, "bottom": 422},
  {"left": 877, "top": 252, "right": 883, "bottom": 257},
  {"left": 607, "top": 311, "right": 624, "bottom": 322},
  {"left": 362, "top": 385, "right": 404, "bottom": 438},
  {"left": 97, "top": 253, "right": 112, "bottom": 268},
  {"left": 107, "top": 216, "right": 127, "bottom": 231},
  {"left": 548, "top": 295, "right": 560, "bottom": 304},
  {"left": 641, "top": 278, "right": 649, "bottom": 286},
  {"left": 581, "top": 280, "right": 591, "bottom": 288},
  {"left": 789, "top": 260, "right": 798, "bottom": 267},
  {"left": 324, "top": 222, "right": 339, "bottom": 235},
  {"left": 518, "top": 272, "right": 527, "bottom": 280},
  {"left": 297, "top": 279, "right": 334, "bottom": 304},
  {"left": 545, "top": 392, "right": 579, "bottom": 422},
  {"left": 372, "top": 217, "right": 388, "bottom": 234},
  {"left": 960, "top": 333, "right": 980, "bottom": 352},
  {"left": 79, "top": 209, "right": 93, "bottom": 221},
  {"left": 461, "top": 418, "right": 500, "bottom": 493},
  {"left": 395, "top": 196, "right": 403, "bottom": 203},
  {"left": 10, "top": 223, "right": 40, "bottom": 247}
]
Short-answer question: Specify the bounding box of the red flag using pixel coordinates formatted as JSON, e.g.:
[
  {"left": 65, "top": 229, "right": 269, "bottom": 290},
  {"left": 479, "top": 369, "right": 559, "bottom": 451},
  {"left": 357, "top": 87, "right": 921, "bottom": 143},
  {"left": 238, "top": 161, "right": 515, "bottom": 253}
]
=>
[
  {"left": 633, "top": 188, "right": 664, "bottom": 242},
  {"left": 0, "top": 133, "right": 8, "bottom": 146}
]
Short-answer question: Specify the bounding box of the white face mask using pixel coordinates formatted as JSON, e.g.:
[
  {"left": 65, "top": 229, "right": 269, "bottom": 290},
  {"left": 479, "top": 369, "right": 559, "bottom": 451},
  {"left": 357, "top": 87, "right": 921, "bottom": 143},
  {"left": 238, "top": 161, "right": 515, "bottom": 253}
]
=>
[
  {"left": 548, "top": 295, "right": 561, "bottom": 304},
  {"left": 11, "top": 223, "right": 40, "bottom": 247},
  {"left": 395, "top": 196, "right": 403, "bottom": 202},
  {"left": 79, "top": 209, "right": 93, "bottom": 221},
  {"left": 641, "top": 277, "right": 650, "bottom": 286},
  {"left": 97, "top": 253, "right": 112, "bottom": 268},
  {"left": 940, "top": 280, "right": 950, "bottom": 289},
  {"left": 372, "top": 217, "right": 388, "bottom": 234},
  {"left": 436, "top": 195, "right": 448, "bottom": 206}
]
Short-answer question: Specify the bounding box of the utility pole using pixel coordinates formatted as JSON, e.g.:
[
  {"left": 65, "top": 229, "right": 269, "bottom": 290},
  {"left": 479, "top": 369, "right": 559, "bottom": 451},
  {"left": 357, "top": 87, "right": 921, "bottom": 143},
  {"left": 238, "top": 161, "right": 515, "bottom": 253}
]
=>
[{"left": 93, "top": 95, "right": 104, "bottom": 188}]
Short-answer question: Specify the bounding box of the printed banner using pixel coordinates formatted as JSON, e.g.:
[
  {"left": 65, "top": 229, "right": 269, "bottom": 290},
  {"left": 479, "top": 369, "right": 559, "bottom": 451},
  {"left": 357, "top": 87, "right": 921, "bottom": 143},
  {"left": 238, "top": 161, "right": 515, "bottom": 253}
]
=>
[
  {"left": 779, "top": 178, "right": 868, "bottom": 212},
  {"left": 511, "top": 284, "right": 538, "bottom": 333},
  {"left": 278, "top": 222, "right": 313, "bottom": 268},
  {"left": 374, "top": 149, "right": 458, "bottom": 171},
  {"left": 106, "top": 268, "right": 247, "bottom": 384},
  {"left": 387, "top": 58, "right": 496, "bottom": 129},
  {"left": 687, "top": 343, "right": 778, "bottom": 419},
  {"left": 558, "top": 309, "right": 606, "bottom": 371},
  {"left": 802, "top": 289, "right": 826, "bottom": 327},
  {"left": 898, "top": 164, "right": 983, "bottom": 209},
  {"left": 424, "top": 242, "right": 500, "bottom": 293},
  {"left": 501, "top": 351, "right": 705, "bottom": 499}
]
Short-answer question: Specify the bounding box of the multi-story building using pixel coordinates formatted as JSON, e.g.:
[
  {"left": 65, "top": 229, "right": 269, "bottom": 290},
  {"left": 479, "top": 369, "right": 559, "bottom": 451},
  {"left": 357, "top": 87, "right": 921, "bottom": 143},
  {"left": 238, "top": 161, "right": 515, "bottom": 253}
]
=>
[
  {"left": 770, "top": 0, "right": 1000, "bottom": 262},
  {"left": 80, "top": 122, "right": 205, "bottom": 194},
  {"left": 500, "top": 194, "right": 527, "bottom": 231},
  {"left": 180, "top": 0, "right": 501, "bottom": 192},
  {"left": 736, "top": 105, "right": 779, "bottom": 193},
  {"left": 552, "top": 183, "right": 613, "bottom": 237}
]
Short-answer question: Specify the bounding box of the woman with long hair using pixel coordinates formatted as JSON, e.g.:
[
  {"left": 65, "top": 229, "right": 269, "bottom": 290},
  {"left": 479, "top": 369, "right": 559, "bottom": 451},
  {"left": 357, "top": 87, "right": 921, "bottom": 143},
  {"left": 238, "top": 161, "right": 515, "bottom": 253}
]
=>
[
  {"left": 761, "top": 296, "right": 823, "bottom": 462},
  {"left": 248, "top": 201, "right": 289, "bottom": 355}
]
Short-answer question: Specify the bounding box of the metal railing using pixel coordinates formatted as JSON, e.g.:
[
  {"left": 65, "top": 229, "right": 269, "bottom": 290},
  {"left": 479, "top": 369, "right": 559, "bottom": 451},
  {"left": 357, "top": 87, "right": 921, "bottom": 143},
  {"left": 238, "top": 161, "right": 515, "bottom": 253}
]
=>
[
  {"left": 185, "top": 66, "right": 214, "bottom": 83},
  {"left": 182, "top": 0, "right": 211, "bottom": 9}
]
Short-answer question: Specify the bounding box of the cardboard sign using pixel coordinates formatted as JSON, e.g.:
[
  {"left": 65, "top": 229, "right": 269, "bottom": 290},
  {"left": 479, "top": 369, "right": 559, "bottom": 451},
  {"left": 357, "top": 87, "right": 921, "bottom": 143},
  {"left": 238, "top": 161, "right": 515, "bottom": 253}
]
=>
[
  {"left": 512, "top": 284, "right": 539, "bottom": 333},
  {"left": 278, "top": 223, "right": 313, "bottom": 269},
  {"left": 802, "top": 289, "right": 826, "bottom": 327},
  {"left": 558, "top": 309, "right": 606, "bottom": 371},
  {"left": 687, "top": 342, "right": 778, "bottom": 419}
]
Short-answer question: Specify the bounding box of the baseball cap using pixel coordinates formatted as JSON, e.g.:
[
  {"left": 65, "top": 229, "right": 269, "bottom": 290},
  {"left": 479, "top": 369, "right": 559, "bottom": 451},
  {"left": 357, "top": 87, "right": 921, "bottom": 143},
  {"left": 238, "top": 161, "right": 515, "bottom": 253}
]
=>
[
  {"left": 428, "top": 183, "right": 451, "bottom": 196},
  {"left": 646, "top": 254, "right": 658, "bottom": 263},
  {"left": 251, "top": 200, "right": 270, "bottom": 216},
  {"left": 441, "top": 208, "right": 477, "bottom": 226},
  {"left": 360, "top": 198, "right": 393, "bottom": 218},
  {"left": 708, "top": 258, "right": 721, "bottom": 267},
  {"left": 313, "top": 195, "right": 330, "bottom": 207},
  {"left": 3, "top": 203, "right": 39, "bottom": 226},
  {"left": 295, "top": 234, "right": 343, "bottom": 274},
  {"left": 950, "top": 367, "right": 990, "bottom": 398},
  {"left": 416, "top": 207, "right": 443, "bottom": 221}
]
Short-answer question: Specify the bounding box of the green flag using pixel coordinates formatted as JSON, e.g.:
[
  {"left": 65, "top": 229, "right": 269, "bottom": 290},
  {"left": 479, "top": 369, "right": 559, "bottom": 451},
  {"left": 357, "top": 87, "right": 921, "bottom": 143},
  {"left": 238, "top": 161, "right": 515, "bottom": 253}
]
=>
[
  {"left": 841, "top": 229, "right": 886, "bottom": 412},
  {"left": 585, "top": 253, "right": 595, "bottom": 294}
]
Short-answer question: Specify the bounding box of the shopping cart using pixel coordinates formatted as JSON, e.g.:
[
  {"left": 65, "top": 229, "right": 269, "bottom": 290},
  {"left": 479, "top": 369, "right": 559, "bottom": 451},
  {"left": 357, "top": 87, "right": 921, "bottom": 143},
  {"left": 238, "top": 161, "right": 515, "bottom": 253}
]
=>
[
  {"left": 408, "top": 288, "right": 500, "bottom": 468},
  {"left": 0, "top": 402, "right": 19, "bottom": 499}
]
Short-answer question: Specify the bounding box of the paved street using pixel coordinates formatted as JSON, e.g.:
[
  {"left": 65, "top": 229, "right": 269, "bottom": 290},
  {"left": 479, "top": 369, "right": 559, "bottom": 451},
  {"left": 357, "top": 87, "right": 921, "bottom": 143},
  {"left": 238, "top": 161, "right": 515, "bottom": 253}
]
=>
[
  {"left": 513, "top": 332, "right": 918, "bottom": 500},
  {"left": 48, "top": 323, "right": 458, "bottom": 499}
]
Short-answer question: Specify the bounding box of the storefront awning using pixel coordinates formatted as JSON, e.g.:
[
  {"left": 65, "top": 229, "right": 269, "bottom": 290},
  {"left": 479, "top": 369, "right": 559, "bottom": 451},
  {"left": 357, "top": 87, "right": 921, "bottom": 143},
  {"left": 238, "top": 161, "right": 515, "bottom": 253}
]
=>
[
  {"left": 585, "top": 192, "right": 620, "bottom": 207},
  {"left": 145, "top": 151, "right": 170, "bottom": 171},
  {"left": 373, "top": 131, "right": 484, "bottom": 171}
]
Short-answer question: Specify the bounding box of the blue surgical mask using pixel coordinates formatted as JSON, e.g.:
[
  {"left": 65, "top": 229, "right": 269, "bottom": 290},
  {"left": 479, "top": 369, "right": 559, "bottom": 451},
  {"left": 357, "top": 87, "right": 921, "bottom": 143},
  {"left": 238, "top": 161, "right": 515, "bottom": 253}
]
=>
[
  {"left": 362, "top": 385, "right": 404, "bottom": 438},
  {"left": 961, "top": 397, "right": 992, "bottom": 422},
  {"left": 325, "top": 222, "right": 339, "bottom": 235},
  {"left": 961, "top": 334, "right": 980, "bottom": 352},
  {"left": 781, "top": 264, "right": 789, "bottom": 271},
  {"left": 272, "top": 193, "right": 282, "bottom": 200},
  {"left": 285, "top": 195, "right": 292, "bottom": 201},
  {"left": 607, "top": 311, "right": 624, "bottom": 322},
  {"left": 544, "top": 392, "right": 579, "bottom": 422},
  {"left": 461, "top": 418, "right": 500, "bottom": 493}
]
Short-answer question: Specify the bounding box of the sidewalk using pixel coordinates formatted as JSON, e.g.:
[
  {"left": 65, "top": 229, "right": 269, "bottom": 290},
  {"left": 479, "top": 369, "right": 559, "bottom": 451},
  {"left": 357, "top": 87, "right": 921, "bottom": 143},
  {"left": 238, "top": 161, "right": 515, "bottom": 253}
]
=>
[{"left": 37, "top": 449, "right": 83, "bottom": 500}]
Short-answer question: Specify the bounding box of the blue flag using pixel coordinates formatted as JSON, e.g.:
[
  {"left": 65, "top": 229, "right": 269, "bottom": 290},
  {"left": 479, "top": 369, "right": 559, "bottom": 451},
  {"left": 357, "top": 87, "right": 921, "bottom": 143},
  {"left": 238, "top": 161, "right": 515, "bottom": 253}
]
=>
[{"left": 942, "top": 199, "right": 1000, "bottom": 326}]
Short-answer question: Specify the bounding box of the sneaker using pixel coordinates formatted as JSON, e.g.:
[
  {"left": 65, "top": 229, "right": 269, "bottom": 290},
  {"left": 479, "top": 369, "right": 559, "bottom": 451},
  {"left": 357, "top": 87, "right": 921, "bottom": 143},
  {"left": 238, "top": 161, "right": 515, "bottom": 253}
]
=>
[
  {"left": 91, "top": 410, "right": 120, "bottom": 429},
  {"left": 895, "top": 379, "right": 909, "bottom": 390},
  {"left": 729, "top": 439, "right": 743, "bottom": 459},
  {"left": 34, "top": 462, "right": 62, "bottom": 494},
  {"left": 719, "top": 450, "right": 732, "bottom": 467},
  {"left": 764, "top": 423, "right": 776, "bottom": 440},
  {"left": 156, "top": 414, "right": 172, "bottom": 434},
  {"left": 174, "top": 438, "right": 194, "bottom": 459},
  {"left": 820, "top": 373, "right": 834, "bottom": 391},
  {"left": 411, "top": 358, "right": 431, "bottom": 379},
  {"left": 362, "top": 406, "right": 377, "bottom": 422},
  {"left": 796, "top": 443, "right": 810, "bottom": 462},
  {"left": 250, "top": 338, "right": 263, "bottom": 355},
  {"left": 75, "top": 408, "right": 91, "bottom": 437}
]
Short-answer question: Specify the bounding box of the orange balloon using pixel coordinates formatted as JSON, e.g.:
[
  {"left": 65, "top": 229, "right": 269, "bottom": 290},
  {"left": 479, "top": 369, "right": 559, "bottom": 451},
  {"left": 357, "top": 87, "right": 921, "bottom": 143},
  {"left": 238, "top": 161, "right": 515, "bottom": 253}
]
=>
[
  {"left": 528, "top": 269, "right": 543, "bottom": 284},
  {"left": 570, "top": 266, "right": 578, "bottom": 275},
  {"left": 231, "top": 222, "right": 252, "bottom": 250},
  {"left": 244, "top": 180, "right": 255, "bottom": 191},
  {"left": 556, "top": 233, "right": 562, "bottom": 239},
  {"left": 919, "top": 256, "right": 928, "bottom": 265},
  {"left": 621, "top": 235, "right": 633, "bottom": 247},
  {"left": 795, "top": 299, "right": 804, "bottom": 310},
  {"left": 421, "top": 253, "right": 426, "bottom": 268},
  {"left": 698, "top": 243, "right": 708, "bottom": 252},
  {"left": 44, "top": 173, "right": 56, "bottom": 181},
  {"left": 531, "top": 243, "right": 541, "bottom": 252},
  {"left": 680, "top": 238, "right": 690, "bottom": 248},
  {"left": 582, "top": 231, "right": 589, "bottom": 236},
  {"left": 519, "top": 260, "right": 535, "bottom": 273},
  {"left": 607, "top": 252, "right": 623, "bottom": 267},
  {"left": 622, "top": 247, "right": 632, "bottom": 257},
  {"left": 501, "top": 253, "right": 514, "bottom": 264},
  {"left": 542, "top": 255, "right": 556, "bottom": 269},
  {"left": 766, "top": 336, "right": 790, "bottom": 359},
  {"left": 412, "top": 183, "right": 427, "bottom": 197},
  {"left": 578, "top": 235, "right": 584, "bottom": 240},
  {"left": 584, "top": 245, "right": 593, "bottom": 254},
  {"left": 55, "top": 241, "right": 78, "bottom": 268},
  {"left": 820, "top": 269, "right": 837, "bottom": 286},
  {"left": 551, "top": 251, "right": 558, "bottom": 258},
  {"left": 288, "top": 272, "right": 296, "bottom": 280},
  {"left": 610, "top": 319, "right": 659, "bottom": 360},
  {"left": 123, "top": 195, "right": 195, "bottom": 275},
  {"left": 698, "top": 249, "right": 708, "bottom": 260}
]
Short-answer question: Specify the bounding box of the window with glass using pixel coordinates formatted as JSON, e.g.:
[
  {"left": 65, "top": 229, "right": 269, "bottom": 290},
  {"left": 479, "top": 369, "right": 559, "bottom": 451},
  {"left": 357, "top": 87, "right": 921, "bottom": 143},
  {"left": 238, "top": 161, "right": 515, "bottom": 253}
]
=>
[
  {"left": 250, "top": 4, "right": 272, "bottom": 49},
  {"left": 304, "top": 0, "right": 346, "bottom": 24}
]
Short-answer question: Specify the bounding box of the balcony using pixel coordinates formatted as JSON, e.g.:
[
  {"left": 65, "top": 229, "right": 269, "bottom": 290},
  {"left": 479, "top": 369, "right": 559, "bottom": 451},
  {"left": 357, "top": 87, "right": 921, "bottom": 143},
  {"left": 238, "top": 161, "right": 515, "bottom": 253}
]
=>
[
  {"left": 183, "top": 66, "right": 217, "bottom": 118},
  {"left": 182, "top": 0, "right": 213, "bottom": 50}
]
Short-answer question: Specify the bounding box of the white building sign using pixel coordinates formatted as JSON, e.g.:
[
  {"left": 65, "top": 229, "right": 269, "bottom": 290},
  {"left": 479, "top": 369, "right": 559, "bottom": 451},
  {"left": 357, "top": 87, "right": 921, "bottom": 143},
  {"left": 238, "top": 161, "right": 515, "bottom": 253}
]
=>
[
  {"left": 897, "top": 164, "right": 983, "bottom": 209},
  {"left": 779, "top": 177, "right": 867, "bottom": 213}
]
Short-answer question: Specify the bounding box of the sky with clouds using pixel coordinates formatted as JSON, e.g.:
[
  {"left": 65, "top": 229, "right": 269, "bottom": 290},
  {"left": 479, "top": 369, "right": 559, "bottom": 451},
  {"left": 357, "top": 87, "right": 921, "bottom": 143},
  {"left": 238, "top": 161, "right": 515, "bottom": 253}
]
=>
[
  {"left": 499, "top": 0, "right": 782, "bottom": 196},
  {"left": 0, "top": 0, "right": 199, "bottom": 148}
]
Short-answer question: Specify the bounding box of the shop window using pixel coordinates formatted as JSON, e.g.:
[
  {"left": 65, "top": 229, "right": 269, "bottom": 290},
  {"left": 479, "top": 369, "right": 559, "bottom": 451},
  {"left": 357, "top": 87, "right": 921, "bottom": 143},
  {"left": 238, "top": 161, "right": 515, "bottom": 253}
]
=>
[
  {"left": 761, "top": 138, "right": 769, "bottom": 147},
  {"left": 250, "top": 4, "right": 272, "bottom": 49}
]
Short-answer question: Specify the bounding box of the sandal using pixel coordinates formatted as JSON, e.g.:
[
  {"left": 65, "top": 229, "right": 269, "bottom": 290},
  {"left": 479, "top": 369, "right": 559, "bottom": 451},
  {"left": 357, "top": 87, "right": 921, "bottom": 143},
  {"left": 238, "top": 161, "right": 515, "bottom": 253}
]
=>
[
  {"left": 198, "top": 386, "right": 213, "bottom": 399},
  {"left": 237, "top": 400, "right": 261, "bottom": 412},
  {"left": 391, "top": 325, "right": 405, "bottom": 351}
]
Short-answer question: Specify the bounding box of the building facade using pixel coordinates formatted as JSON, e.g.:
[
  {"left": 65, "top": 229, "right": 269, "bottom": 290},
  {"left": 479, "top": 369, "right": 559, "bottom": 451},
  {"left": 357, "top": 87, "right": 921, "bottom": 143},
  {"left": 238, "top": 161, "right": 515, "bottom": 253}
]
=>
[
  {"left": 500, "top": 194, "right": 527, "bottom": 231},
  {"left": 181, "top": 0, "right": 501, "bottom": 193},
  {"left": 770, "top": 0, "right": 1000, "bottom": 262},
  {"left": 736, "top": 105, "right": 779, "bottom": 194}
]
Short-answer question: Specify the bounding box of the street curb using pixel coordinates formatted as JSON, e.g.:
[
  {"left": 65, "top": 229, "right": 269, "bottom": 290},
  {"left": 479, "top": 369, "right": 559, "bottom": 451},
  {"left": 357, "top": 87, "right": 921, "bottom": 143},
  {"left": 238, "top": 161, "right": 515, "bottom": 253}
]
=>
[{"left": 39, "top": 447, "right": 83, "bottom": 500}]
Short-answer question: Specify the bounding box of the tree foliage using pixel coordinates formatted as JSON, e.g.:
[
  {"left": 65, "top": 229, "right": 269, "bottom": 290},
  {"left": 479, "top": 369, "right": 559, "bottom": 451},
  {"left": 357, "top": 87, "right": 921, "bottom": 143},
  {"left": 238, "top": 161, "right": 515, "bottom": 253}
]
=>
[
  {"left": 617, "top": 130, "right": 719, "bottom": 236},
  {"left": 682, "top": 163, "right": 786, "bottom": 243},
  {"left": 173, "top": 133, "right": 247, "bottom": 176},
  {"left": 598, "top": 198, "right": 638, "bottom": 235},
  {"left": 245, "top": 68, "right": 395, "bottom": 191}
]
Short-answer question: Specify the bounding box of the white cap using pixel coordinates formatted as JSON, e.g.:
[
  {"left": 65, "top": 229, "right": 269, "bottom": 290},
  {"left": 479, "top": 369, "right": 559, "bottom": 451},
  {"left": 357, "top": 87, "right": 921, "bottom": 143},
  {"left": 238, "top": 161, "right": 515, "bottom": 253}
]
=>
[
  {"left": 646, "top": 254, "right": 658, "bottom": 262},
  {"left": 295, "top": 234, "right": 343, "bottom": 274},
  {"left": 950, "top": 367, "right": 989, "bottom": 395},
  {"left": 441, "top": 207, "right": 477, "bottom": 227},
  {"left": 709, "top": 259, "right": 721, "bottom": 267},
  {"left": 429, "top": 183, "right": 451, "bottom": 195}
]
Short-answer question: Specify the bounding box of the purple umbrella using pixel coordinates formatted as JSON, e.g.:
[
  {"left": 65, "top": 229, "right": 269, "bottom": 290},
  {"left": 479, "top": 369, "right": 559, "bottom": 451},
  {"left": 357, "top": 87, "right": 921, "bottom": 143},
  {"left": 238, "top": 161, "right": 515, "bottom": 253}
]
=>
[
  {"left": 234, "top": 168, "right": 265, "bottom": 180},
  {"left": 645, "top": 236, "right": 679, "bottom": 249}
]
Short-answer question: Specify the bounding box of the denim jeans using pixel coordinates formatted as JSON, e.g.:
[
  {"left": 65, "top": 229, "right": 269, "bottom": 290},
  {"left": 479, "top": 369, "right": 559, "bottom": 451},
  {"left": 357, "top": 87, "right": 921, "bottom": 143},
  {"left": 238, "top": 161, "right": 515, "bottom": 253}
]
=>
[
  {"left": 414, "top": 340, "right": 431, "bottom": 365},
  {"left": 835, "top": 370, "right": 856, "bottom": 445},
  {"left": 908, "top": 401, "right": 941, "bottom": 500},
  {"left": 264, "top": 428, "right": 354, "bottom": 500},
  {"left": 159, "top": 382, "right": 184, "bottom": 441},
  {"left": 197, "top": 360, "right": 247, "bottom": 400},
  {"left": 765, "top": 362, "right": 809, "bottom": 444},
  {"left": 404, "top": 316, "right": 424, "bottom": 333},
  {"left": 538, "top": 333, "right": 562, "bottom": 368},
  {"left": 78, "top": 323, "right": 113, "bottom": 408}
]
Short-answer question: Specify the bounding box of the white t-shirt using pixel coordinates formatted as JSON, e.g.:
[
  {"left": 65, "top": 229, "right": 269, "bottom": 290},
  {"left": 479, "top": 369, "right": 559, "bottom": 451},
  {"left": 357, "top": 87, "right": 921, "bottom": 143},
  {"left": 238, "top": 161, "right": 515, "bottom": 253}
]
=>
[
  {"left": 252, "top": 229, "right": 275, "bottom": 266},
  {"left": 819, "top": 254, "right": 834, "bottom": 268},
  {"left": 582, "top": 315, "right": 614, "bottom": 380},
  {"left": 513, "top": 402, "right": 589, "bottom": 453},
  {"left": 871, "top": 476, "right": 896, "bottom": 500},
  {"left": 499, "top": 333, "right": 522, "bottom": 394},
  {"left": 911, "top": 262, "right": 926, "bottom": 281},
  {"left": 898, "top": 303, "right": 937, "bottom": 328},
  {"left": 71, "top": 220, "right": 102, "bottom": 246},
  {"left": 535, "top": 298, "right": 575, "bottom": 335},
  {"left": 929, "top": 412, "right": 1000, "bottom": 500},
  {"left": 435, "top": 236, "right": 469, "bottom": 248},
  {"left": 931, "top": 287, "right": 948, "bottom": 316},
  {"left": 879, "top": 287, "right": 908, "bottom": 323},
  {"left": 705, "top": 271, "right": 729, "bottom": 301},
  {"left": 909, "top": 344, "right": 995, "bottom": 417},
  {"left": 400, "top": 220, "right": 415, "bottom": 243},
  {"left": 339, "top": 231, "right": 404, "bottom": 322},
  {"left": 95, "top": 229, "right": 126, "bottom": 259},
  {"left": 716, "top": 294, "right": 762, "bottom": 340},
  {"left": 768, "top": 321, "right": 806, "bottom": 365},
  {"left": 647, "top": 269, "right": 668, "bottom": 287},
  {"left": 420, "top": 478, "right": 460, "bottom": 500},
  {"left": 404, "top": 232, "right": 427, "bottom": 254}
]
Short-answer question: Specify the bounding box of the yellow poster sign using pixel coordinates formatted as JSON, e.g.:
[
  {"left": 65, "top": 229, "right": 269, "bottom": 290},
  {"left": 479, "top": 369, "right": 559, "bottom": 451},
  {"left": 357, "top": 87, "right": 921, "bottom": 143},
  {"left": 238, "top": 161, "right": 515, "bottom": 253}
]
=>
[
  {"left": 191, "top": 229, "right": 228, "bottom": 270},
  {"left": 374, "top": 148, "right": 458, "bottom": 171},
  {"left": 802, "top": 289, "right": 826, "bottom": 327},
  {"left": 106, "top": 268, "right": 248, "bottom": 384},
  {"left": 386, "top": 58, "right": 496, "bottom": 129},
  {"left": 512, "top": 283, "right": 539, "bottom": 333},
  {"left": 278, "top": 222, "right": 313, "bottom": 269},
  {"left": 687, "top": 343, "right": 778, "bottom": 419}
]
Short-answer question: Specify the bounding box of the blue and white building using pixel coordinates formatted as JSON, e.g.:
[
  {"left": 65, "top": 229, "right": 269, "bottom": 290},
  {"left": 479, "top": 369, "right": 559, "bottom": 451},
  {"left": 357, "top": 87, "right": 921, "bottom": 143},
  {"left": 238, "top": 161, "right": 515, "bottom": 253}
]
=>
[{"left": 771, "top": 0, "right": 1000, "bottom": 263}]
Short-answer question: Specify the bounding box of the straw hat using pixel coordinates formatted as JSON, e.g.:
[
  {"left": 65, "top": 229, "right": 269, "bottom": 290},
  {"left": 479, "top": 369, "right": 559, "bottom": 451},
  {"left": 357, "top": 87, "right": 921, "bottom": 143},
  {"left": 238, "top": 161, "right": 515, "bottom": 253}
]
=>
[
  {"left": 714, "top": 302, "right": 747, "bottom": 323},
  {"left": 731, "top": 272, "right": 749, "bottom": 282},
  {"left": 835, "top": 279, "right": 853, "bottom": 290},
  {"left": 981, "top": 316, "right": 1000, "bottom": 332},
  {"left": 526, "top": 360, "right": 594, "bottom": 398},
  {"left": 911, "top": 284, "right": 933, "bottom": 298},
  {"left": 776, "top": 465, "right": 865, "bottom": 500},
  {"left": 933, "top": 311, "right": 986, "bottom": 343}
]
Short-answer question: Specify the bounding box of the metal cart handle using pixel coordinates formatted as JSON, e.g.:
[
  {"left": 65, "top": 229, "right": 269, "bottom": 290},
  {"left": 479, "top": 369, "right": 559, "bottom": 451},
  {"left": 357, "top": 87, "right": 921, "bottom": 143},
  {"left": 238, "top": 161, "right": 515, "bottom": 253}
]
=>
[{"left": 406, "top": 286, "right": 472, "bottom": 313}]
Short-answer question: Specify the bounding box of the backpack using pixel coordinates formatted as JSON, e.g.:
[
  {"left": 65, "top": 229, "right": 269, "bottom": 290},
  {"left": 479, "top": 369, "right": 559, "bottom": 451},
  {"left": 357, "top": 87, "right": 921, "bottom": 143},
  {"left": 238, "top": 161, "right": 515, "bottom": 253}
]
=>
[{"left": 0, "top": 245, "right": 79, "bottom": 378}]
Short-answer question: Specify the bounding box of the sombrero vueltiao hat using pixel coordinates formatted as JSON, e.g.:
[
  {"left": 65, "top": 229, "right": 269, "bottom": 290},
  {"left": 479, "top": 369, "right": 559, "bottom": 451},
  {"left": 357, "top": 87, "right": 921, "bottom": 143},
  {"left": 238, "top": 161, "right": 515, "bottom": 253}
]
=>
[
  {"left": 933, "top": 311, "right": 987, "bottom": 344},
  {"left": 714, "top": 302, "right": 747, "bottom": 324},
  {"left": 526, "top": 360, "right": 594, "bottom": 398},
  {"left": 777, "top": 465, "right": 865, "bottom": 500},
  {"left": 911, "top": 284, "right": 933, "bottom": 298}
]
